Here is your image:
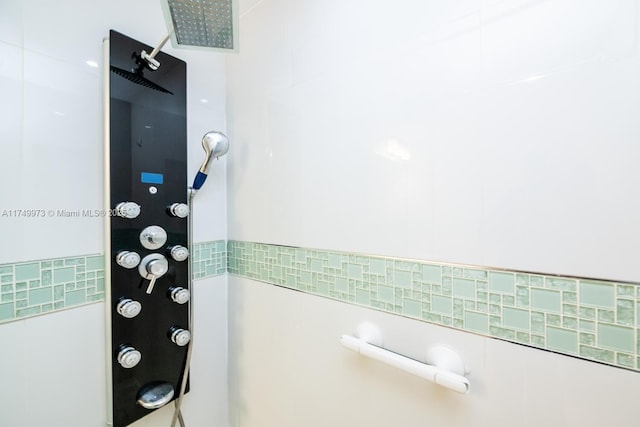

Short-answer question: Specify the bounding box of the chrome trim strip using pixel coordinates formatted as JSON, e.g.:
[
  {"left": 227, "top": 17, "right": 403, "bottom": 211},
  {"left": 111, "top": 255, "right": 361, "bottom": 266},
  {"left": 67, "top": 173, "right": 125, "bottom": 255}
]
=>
[
  {"left": 227, "top": 240, "right": 640, "bottom": 286},
  {"left": 103, "top": 35, "right": 114, "bottom": 427}
]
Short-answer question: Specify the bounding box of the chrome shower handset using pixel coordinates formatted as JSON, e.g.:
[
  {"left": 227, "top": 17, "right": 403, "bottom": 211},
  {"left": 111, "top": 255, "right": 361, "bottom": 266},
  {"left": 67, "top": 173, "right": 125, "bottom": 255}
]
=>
[{"left": 192, "top": 131, "right": 229, "bottom": 191}]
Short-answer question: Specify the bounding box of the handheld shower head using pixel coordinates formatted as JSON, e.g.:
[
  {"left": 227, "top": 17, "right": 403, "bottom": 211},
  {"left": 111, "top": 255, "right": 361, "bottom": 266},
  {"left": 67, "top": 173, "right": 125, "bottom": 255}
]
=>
[
  {"left": 203, "top": 130, "right": 230, "bottom": 160},
  {"left": 192, "top": 131, "right": 229, "bottom": 191}
]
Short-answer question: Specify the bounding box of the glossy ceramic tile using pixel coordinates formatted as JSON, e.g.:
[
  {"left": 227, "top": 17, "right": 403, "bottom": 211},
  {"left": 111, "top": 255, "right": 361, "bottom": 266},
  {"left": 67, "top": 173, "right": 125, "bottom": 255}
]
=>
[
  {"left": 23, "top": 304, "right": 106, "bottom": 426},
  {"left": 229, "top": 275, "right": 640, "bottom": 427},
  {"left": 0, "top": 42, "right": 22, "bottom": 145},
  {"left": 0, "top": 320, "right": 26, "bottom": 427},
  {"left": 227, "top": 0, "right": 640, "bottom": 282},
  {"left": 480, "top": 0, "right": 636, "bottom": 87},
  {"left": 21, "top": 0, "right": 164, "bottom": 64},
  {"left": 0, "top": 0, "right": 22, "bottom": 47},
  {"left": 10, "top": 51, "right": 102, "bottom": 262},
  {"left": 0, "top": 43, "right": 25, "bottom": 257},
  {"left": 183, "top": 50, "right": 228, "bottom": 243}
]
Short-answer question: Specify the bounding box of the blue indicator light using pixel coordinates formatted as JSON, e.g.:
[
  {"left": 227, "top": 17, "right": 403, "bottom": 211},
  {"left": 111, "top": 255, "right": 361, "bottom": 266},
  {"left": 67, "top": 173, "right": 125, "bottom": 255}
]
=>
[{"left": 141, "top": 172, "right": 164, "bottom": 184}]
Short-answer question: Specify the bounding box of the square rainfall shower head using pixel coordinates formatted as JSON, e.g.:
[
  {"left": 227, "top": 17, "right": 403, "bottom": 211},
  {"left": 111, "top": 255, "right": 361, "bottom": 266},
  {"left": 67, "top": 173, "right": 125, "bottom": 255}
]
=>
[{"left": 161, "top": 0, "right": 239, "bottom": 52}]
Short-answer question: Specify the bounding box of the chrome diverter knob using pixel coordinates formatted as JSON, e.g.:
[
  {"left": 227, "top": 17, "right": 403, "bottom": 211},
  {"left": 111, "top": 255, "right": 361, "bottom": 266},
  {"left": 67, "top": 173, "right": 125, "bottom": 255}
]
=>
[{"left": 139, "top": 225, "right": 168, "bottom": 250}]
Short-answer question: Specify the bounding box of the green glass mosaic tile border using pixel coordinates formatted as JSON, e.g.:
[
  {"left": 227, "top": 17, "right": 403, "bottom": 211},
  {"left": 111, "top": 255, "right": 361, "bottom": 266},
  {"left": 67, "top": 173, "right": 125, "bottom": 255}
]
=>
[
  {"left": 0, "top": 240, "right": 226, "bottom": 325},
  {"left": 227, "top": 240, "right": 640, "bottom": 372},
  {"left": 192, "top": 240, "right": 227, "bottom": 279},
  {"left": 0, "top": 254, "right": 106, "bottom": 324}
]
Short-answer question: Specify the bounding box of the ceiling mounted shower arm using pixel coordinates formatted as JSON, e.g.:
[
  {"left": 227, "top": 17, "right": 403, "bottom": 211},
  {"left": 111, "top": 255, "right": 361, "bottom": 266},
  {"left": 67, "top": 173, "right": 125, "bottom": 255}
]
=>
[{"left": 141, "top": 32, "right": 172, "bottom": 70}]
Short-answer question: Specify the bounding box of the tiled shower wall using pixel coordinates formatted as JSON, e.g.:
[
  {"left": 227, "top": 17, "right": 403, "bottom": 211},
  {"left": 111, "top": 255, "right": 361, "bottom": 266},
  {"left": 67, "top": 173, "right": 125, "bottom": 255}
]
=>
[
  {"left": 224, "top": 5, "right": 640, "bottom": 413},
  {"left": 4, "top": 239, "right": 637, "bottom": 372},
  {"left": 225, "top": 0, "right": 640, "bottom": 285},
  {"left": 227, "top": 241, "right": 640, "bottom": 372},
  {"left": 0, "top": 240, "right": 226, "bottom": 324},
  {"left": 0, "top": 254, "right": 105, "bottom": 322}
]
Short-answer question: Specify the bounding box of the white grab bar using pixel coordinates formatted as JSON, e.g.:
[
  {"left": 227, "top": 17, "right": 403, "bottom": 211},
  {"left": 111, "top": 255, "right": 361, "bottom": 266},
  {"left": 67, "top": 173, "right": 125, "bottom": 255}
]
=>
[{"left": 340, "top": 334, "right": 470, "bottom": 394}]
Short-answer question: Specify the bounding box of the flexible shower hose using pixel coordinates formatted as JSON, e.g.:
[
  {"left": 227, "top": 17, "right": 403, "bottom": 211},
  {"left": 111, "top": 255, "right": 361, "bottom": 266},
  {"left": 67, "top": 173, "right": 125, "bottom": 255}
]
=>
[{"left": 170, "top": 189, "right": 196, "bottom": 427}]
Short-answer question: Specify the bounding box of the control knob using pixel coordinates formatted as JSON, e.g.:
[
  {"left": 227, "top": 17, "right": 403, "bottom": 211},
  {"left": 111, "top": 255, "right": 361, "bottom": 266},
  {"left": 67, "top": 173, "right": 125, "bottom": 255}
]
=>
[
  {"left": 116, "top": 298, "right": 142, "bottom": 318},
  {"left": 168, "top": 203, "right": 189, "bottom": 218},
  {"left": 169, "top": 327, "right": 191, "bottom": 347},
  {"left": 115, "top": 202, "right": 141, "bottom": 219},
  {"left": 116, "top": 251, "right": 141, "bottom": 269},
  {"left": 139, "top": 225, "right": 168, "bottom": 250},
  {"left": 117, "top": 345, "right": 141, "bottom": 369},
  {"left": 169, "top": 287, "right": 190, "bottom": 304},
  {"left": 169, "top": 245, "right": 189, "bottom": 262}
]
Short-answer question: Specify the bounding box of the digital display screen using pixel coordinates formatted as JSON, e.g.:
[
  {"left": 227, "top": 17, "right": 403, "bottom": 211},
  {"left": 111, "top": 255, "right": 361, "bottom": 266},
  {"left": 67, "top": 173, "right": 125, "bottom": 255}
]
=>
[{"left": 140, "top": 172, "right": 164, "bottom": 184}]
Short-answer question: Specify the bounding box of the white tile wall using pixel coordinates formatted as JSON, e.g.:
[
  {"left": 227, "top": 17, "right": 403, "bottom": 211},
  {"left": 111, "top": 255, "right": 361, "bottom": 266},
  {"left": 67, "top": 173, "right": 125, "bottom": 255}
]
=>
[
  {"left": 227, "top": 0, "right": 640, "bottom": 282},
  {"left": 229, "top": 277, "right": 640, "bottom": 427},
  {"left": 184, "top": 49, "right": 229, "bottom": 243},
  {"left": 23, "top": 304, "right": 106, "bottom": 426},
  {"left": 0, "top": 320, "right": 26, "bottom": 427},
  {"left": 21, "top": 49, "right": 103, "bottom": 260},
  {"left": 0, "top": 41, "right": 26, "bottom": 258},
  {"left": 227, "top": 2, "right": 640, "bottom": 425},
  {"left": 0, "top": 0, "right": 22, "bottom": 47}
]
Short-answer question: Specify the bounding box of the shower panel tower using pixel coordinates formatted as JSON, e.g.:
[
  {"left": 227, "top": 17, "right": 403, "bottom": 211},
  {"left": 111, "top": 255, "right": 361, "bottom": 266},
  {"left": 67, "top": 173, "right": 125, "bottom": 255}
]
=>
[
  {"left": 104, "top": 2, "right": 238, "bottom": 426},
  {"left": 105, "top": 30, "right": 190, "bottom": 427}
]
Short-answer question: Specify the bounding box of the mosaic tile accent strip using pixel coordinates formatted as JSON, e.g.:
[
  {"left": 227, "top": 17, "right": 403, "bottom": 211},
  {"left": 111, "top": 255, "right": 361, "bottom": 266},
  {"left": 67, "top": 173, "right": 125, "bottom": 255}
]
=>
[
  {"left": 0, "top": 240, "right": 227, "bottom": 325},
  {"left": 191, "top": 240, "right": 227, "bottom": 279},
  {"left": 0, "top": 254, "right": 106, "bottom": 325},
  {"left": 227, "top": 241, "right": 640, "bottom": 372}
]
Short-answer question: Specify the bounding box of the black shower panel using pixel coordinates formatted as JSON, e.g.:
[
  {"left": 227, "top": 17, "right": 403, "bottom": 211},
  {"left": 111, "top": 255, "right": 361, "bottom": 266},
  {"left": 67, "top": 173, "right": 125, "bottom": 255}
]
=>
[{"left": 108, "top": 30, "right": 190, "bottom": 427}]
